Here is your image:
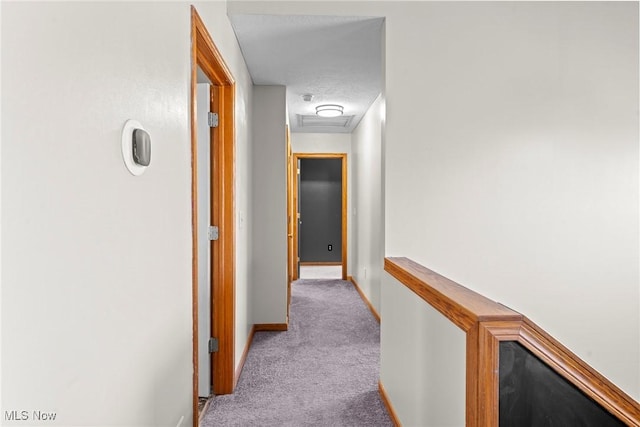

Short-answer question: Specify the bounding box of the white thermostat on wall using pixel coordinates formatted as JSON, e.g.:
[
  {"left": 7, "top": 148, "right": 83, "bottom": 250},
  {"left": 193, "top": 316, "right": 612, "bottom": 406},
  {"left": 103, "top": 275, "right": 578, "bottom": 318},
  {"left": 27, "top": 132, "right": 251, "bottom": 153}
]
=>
[{"left": 122, "top": 119, "right": 151, "bottom": 176}]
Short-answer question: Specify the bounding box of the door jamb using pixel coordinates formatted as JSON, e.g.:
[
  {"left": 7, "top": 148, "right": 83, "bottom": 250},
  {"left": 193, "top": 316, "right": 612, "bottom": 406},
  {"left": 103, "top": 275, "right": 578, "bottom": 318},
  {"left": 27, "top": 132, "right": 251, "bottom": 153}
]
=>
[
  {"left": 291, "top": 153, "right": 348, "bottom": 281},
  {"left": 286, "top": 126, "right": 293, "bottom": 318},
  {"left": 190, "top": 6, "right": 236, "bottom": 424}
]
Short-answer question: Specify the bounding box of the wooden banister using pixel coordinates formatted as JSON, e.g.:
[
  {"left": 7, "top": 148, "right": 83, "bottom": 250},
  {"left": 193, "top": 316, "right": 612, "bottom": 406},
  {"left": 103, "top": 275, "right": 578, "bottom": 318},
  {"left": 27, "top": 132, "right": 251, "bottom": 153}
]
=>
[
  {"left": 384, "top": 257, "right": 640, "bottom": 427},
  {"left": 385, "top": 257, "right": 522, "bottom": 330}
]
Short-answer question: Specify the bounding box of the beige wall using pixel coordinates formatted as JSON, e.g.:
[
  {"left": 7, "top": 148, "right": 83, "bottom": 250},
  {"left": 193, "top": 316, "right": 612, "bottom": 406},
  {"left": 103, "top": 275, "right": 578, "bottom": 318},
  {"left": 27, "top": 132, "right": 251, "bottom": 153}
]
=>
[
  {"left": 291, "top": 133, "right": 351, "bottom": 154},
  {"left": 381, "top": 271, "right": 466, "bottom": 426},
  {"left": 251, "top": 86, "right": 288, "bottom": 324},
  {"left": 351, "top": 95, "right": 385, "bottom": 312},
  {"left": 230, "top": 0, "right": 640, "bottom": 403},
  {"left": 1, "top": 2, "right": 254, "bottom": 425},
  {"left": 291, "top": 133, "right": 354, "bottom": 275},
  {"left": 2, "top": 2, "right": 638, "bottom": 426},
  {"left": 383, "top": 2, "right": 639, "bottom": 399}
]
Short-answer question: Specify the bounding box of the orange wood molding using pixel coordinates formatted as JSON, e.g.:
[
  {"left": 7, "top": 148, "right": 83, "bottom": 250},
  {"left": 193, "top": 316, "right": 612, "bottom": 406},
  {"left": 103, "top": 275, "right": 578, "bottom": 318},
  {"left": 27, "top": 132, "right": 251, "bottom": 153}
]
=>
[
  {"left": 340, "top": 155, "right": 347, "bottom": 280},
  {"left": 348, "top": 276, "right": 380, "bottom": 322},
  {"left": 286, "top": 125, "right": 293, "bottom": 318},
  {"left": 379, "top": 381, "right": 401, "bottom": 427},
  {"left": 517, "top": 318, "right": 640, "bottom": 425},
  {"left": 234, "top": 326, "right": 256, "bottom": 386},
  {"left": 476, "top": 320, "right": 523, "bottom": 426},
  {"left": 293, "top": 153, "right": 348, "bottom": 280},
  {"left": 465, "top": 323, "right": 480, "bottom": 427},
  {"left": 385, "top": 256, "right": 640, "bottom": 426},
  {"left": 210, "top": 83, "right": 236, "bottom": 395},
  {"left": 191, "top": 6, "right": 236, "bottom": 413},
  {"left": 190, "top": 11, "right": 200, "bottom": 421},
  {"left": 254, "top": 323, "right": 289, "bottom": 332},
  {"left": 384, "top": 257, "right": 521, "bottom": 331}
]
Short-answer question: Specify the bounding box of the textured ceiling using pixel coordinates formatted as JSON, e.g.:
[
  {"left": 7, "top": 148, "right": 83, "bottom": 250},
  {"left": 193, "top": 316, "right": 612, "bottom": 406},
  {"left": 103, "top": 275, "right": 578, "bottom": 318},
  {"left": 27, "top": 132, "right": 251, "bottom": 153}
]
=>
[{"left": 229, "top": 14, "right": 383, "bottom": 133}]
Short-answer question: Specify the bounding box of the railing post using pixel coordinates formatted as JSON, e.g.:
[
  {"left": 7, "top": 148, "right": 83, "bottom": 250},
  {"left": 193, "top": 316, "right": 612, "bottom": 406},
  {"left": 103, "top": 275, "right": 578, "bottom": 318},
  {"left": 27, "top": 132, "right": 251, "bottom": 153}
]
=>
[
  {"left": 384, "top": 257, "right": 640, "bottom": 426},
  {"left": 466, "top": 322, "right": 480, "bottom": 427}
]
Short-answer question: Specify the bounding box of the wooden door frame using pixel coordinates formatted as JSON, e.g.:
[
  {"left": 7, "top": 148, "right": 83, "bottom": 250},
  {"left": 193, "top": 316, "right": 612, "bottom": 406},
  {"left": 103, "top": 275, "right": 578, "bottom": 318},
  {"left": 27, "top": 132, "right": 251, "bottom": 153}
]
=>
[
  {"left": 291, "top": 153, "right": 348, "bottom": 281},
  {"left": 190, "top": 6, "right": 236, "bottom": 423},
  {"left": 286, "top": 126, "right": 293, "bottom": 319}
]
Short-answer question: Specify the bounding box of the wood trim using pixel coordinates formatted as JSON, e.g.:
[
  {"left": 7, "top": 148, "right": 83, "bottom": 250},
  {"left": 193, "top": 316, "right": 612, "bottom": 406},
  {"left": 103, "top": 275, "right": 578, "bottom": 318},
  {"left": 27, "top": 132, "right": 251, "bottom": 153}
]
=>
[
  {"left": 210, "top": 82, "right": 236, "bottom": 395},
  {"left": 191, "top": 8, "right": 236, "bottom": 419},
  {"left": 292, "top": 153, "right": 348, "bottom": 280},
  {"left": 465, "top": 323, "right": 480, "bottom": 427},
  {"left": 193, "top": 11, "right": 234, "bottom": 86},
  {"left": 286, "top": 125, "right": 293, "bottom": 316},
  {"left": 348, "top": 276, "right": 380, "bottom": 322},
  {"left": 234, "top": 325, "right": 256, "bottom": 386},
  {"left": 341, "top": 154, "right": 348, "bottom": 280},
  {"left": 292, "top": 154, "right": 299, "bottom": 281},
  {"left": 190, "top": 10, "right": 199, "bottom": 421},
  {"left": 384, "top": 257, "right": 521, "bottom": 331},
  {"left": 385, "top": 257, "right": 640, "bottom": 426},
  {"left": 477, "top": 319, "right": 640, "bottom": 426},
  {"left": 379, "top": 381, "right": 402, "bottom": 427},
  {"left": 254, "top": 323, "right": 289, "bottom": 332},
  {"left": 517, "top": 318, "right": 640, "bottom": 425},
  {"left": 476, "top": 321, "right": 522, "bottom": 426}
]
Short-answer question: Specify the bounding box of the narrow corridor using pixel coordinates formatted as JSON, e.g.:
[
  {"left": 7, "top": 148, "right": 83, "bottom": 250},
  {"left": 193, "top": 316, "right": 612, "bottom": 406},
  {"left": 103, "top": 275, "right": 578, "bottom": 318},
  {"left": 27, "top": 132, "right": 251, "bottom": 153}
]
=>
[{"left": 201, "top": 279, "right": 392, "bottom": 426}]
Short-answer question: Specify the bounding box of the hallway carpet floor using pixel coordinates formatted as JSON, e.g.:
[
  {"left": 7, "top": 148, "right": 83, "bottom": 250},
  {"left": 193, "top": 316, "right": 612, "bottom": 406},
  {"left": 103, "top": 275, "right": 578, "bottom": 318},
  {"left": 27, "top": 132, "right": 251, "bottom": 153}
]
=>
[{"left": 201, "top": 278, "right": 393, "bottom": 426}]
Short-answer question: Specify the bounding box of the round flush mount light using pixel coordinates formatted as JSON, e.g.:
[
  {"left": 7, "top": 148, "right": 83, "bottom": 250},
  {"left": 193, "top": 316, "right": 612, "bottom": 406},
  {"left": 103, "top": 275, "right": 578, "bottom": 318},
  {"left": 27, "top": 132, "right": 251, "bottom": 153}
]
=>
[
  {"left": 316, "top": 104, "right": 344, "bottom": 118},
  {"left": 302, "top": 93, "right": 314, "bottom": 102}
]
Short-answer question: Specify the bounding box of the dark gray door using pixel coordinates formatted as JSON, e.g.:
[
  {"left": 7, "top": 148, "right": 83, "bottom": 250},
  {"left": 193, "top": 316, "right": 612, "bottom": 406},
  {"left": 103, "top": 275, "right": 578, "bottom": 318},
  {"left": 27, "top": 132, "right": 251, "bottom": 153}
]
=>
[{"left": 298, "top": 158, "right": 343, "bottom": 263}]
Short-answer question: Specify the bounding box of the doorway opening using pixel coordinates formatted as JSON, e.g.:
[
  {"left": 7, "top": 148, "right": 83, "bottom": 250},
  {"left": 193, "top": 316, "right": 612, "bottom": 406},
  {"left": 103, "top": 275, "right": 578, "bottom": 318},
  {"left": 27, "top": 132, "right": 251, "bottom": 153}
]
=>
[
  {"left": 299, "top": 264, "right": 343, "bottom": 279},
  {"left": 190, "top": 6, "right": 236, "bottom": 425},
  {"left": 290, "top": 154, "right": 347, "bottom": 283}
]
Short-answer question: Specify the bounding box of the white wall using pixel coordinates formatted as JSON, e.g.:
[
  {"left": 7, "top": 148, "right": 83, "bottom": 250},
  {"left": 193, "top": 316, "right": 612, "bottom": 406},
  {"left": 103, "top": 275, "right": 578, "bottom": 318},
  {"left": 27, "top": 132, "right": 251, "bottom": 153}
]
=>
[
  {"left": 0, "top": 1, "right": 4, "bottom": 415},
  {"left": 291, "top": 132, "right": 351, "bottom": 155},
  {"left": 1, "top": 2, "right": 254, "bottom": 425},
  {"left": 251, "top": 86, "right": 288, "bottom": 324},
  {"left": 351, "top": 95, "right": 384, "bottom": 312},
  {"left": 380, "top": 271, "right": 466, "bottom": 426},
  {"left": 2, "top": 3, "right": 192, "bottom": 425},
  {"left": 383, "top": 2, "right": 640, "bottom": 399},
  {"left": 291, "top": 133, "right": 353, "bottom": 275},
  {"left": 230, "top": 0, "right": 640, "bottom": 402}
]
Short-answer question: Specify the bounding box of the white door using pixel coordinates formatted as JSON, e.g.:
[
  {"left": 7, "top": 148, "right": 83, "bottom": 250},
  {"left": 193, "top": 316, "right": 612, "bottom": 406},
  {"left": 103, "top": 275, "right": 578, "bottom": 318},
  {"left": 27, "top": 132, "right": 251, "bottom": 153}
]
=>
[{"left": 197, "top": 83, "right": 212, "bottom": 397}]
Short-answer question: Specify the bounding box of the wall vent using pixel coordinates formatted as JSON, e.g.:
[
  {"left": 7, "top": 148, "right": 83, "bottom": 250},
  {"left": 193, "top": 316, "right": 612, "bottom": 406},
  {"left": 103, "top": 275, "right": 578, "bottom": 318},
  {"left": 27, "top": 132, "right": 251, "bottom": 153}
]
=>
[{"left": 298, "top": 114, "right": 354, "bottom": 128}]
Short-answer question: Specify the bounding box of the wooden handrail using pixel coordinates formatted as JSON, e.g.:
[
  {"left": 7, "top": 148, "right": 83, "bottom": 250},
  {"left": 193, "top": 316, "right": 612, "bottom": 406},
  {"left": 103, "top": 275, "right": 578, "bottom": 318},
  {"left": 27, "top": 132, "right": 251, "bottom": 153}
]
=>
[
  {"left": 385, "top": 257, "right": 522, "bottom": 330},
  {"left": 518, "top": 318, "right": 640, "bottom": 425},
  {"left": 384, "top": 257, "right": 640, "bottom": 427}
]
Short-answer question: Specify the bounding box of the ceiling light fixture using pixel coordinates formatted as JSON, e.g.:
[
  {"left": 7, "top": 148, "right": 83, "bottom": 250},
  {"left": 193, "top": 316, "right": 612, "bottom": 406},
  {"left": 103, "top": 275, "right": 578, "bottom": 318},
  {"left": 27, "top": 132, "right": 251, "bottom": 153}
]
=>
[{"left": 316, "top": 104, "right": 344, "bottom": 118}]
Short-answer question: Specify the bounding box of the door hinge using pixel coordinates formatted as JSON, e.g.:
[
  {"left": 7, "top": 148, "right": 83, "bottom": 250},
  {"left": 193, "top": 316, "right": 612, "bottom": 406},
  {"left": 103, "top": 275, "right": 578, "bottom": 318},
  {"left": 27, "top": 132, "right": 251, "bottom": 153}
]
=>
[
  {"left": 208, "top": 226, "right": 219, "bottom": 241},
  {"left": 209, "top": 337, "right": 219, "bottom": 353},
  {"left": 208, "top": 112, "right": 219, "bottom": 128}
]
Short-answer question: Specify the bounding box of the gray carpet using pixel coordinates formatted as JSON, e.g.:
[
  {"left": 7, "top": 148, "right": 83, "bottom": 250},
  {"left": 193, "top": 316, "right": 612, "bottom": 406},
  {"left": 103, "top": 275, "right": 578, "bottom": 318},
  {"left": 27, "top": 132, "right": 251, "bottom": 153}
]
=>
[{"left": 201, "top": 279, "right": 393, "bottom": 427}]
